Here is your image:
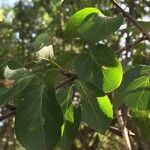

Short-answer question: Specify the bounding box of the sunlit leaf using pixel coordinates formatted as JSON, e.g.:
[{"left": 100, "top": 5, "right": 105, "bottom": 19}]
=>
[{"left": 64, "top": 7, "right": 101, "bottom": 38}]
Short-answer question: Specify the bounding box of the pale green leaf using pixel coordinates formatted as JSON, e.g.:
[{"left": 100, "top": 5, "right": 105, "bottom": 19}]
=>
[
  {"left": 36, "top": 45, "right": 54, "bottom": 61},
  {"left": 64, "top": 7, "right": 101, "bottom": 38},
  {"left": 4, "top": 66, "right": 28, "bottom": 80}
]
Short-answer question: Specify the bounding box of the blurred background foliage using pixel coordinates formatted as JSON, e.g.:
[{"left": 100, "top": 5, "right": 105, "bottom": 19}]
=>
[{"left": 0, "top": 0, "right": 149, "bottom": 149}]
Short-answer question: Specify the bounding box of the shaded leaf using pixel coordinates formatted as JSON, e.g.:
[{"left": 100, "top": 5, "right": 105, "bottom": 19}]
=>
[
  {"left": 0, "top": 75, "right": 34, "bottom": 106},
  {"left": 15, "top": 82, "right": 63, "bottom": 150},
  {"left": 55, "top": 51, "right": 78, "bottom": 70},
  {"left": 114, "top": 65, "right": 150, "bottom": 110},
  {"left": 33, "top": 33, "right": 51, "bottom": 51},
  {"left": 131, "top": 110, "right": 150, "bottom": 141},
  {"left": 4, "top": 66, "right": 28, "bottom": 80},
  {"left": 74, "top": 53, "right": 93, "bottom": 81},
  {"left": 43, "top": 68, "right": 65, "bottom": 84}
]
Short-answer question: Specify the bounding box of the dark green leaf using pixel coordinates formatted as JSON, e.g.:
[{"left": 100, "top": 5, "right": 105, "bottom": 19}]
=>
[
  {"left": 55, "top": 51, "right": 78, "bottom": 70},
  {"left": 33, "top": 33, "right": 51, "bottom": 51},
  {"left": 56, "top": 87, "right": 72, "bottom": 113},
  {"left": 74, "top": 53, "right": 93, "bottom": 81},
  {"left": 0, "top": 75, "right": 34, "bottom": 106},
  {"left": 15, "top": 81, "right": 63, "bottom": 150},
  {"left": 114, "top": 65, "right": 150, "bottom": 110},
  {"left": 75, "top": 81, "right": 113, "bottom": 134},
  {"left": 79, "top": 14, "right": 123, "bottom": 42},
  {"left": 131, "top": 110, "right": 150, "bottom": 141},
  {"left": 43, "top": 68, "right": 65, "bottom": 84}
]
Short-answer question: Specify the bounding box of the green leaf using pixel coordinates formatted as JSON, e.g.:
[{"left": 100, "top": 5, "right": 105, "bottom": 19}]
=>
[
  {"left": 114, "top": 65, "right": 150, "bottom": 110},
  {"left": 64, "top": 7, "right": 101, "bottom": 38},
  {"left": 15, "top": 81, "right": 63, "bottom": 150},
  {"left": 56, "top": 88, "right": 81, "bottom": 149},
  {"left": 59, "top": 106, "right": 81, "bottom": 149},
  {"left": 74, "top": 53, "right": 93, "bottom": 80},
  {"left": 55, "top": 51, "right": 78, "bottom": 70},
  {"left": 4, "top": 66, "right": 28, "bottom": 80},
  {"left": 116, "top": 76, "right": 150, "bottom": 110},
  {"left": 56, "top": 87, "right": 72, "bottom": 113},
  {"left": 75, "top": 81, "right": 113, "bottom": 134},
  {"left": 90, "top": 44, "right": 123, "bottom": 93},
  {"left": 79, "top": 14, "right": 123, "bottom": 42},
  {"left": 0, "top": 75, "right": 34, "bottom": 106},
  {"left": 131, "top": 110, "right": 150, "bottom": 141},
  {"left": 43, "top": 68, "right": 65, "bottom": 84},
  {"left": 74, "top": 45, "right": 122, "bottom": 93},
  {"left": 33, "top": 33, "right": 51, "bottom": 51}
]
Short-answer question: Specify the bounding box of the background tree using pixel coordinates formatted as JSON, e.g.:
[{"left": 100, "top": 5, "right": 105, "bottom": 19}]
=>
[{"left": 0, "top": 0, "right": 149, "bottom": 150}]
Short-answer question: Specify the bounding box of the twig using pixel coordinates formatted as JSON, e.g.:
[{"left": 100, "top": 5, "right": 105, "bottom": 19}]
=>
[
  {"left": 116, "top": 109, "right": 132, "bottom": 150},
  {"left": 109, "top": 126, "right": 135, "bottom": 137},
  {"left": 55, "top": 74, "right": 78, "bottom": 90},
  {"left": 0, "top": 110, "right": 16, "bottom": 122},
  {"left": 117, "top": 35, "right": 149, "bottom": 55},
  {"left": 109, "top": 0, "right": 148, "bottom": 36},
  {"left": 5, "top": 104, "right": 16, "bottom": 111}
]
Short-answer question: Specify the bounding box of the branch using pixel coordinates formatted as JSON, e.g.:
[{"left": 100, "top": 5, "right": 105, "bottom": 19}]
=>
[
  {"left": 0, "top": 110, "right": 16, "bottom": 122},
  {"left": 55, "top": 74, "right": 78, "bottom": 90},
  {"left": 5, "top": 104, "right": 16, "bottom": 110},
  {"left": 116, "top": 109, "right": 132, "bottom": 150},
  {"left": 117, "top": 35, "right": 149, "bottom": 55},
  {"left": 109, "top": 0, "right": 149, "bottom": 36}
]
